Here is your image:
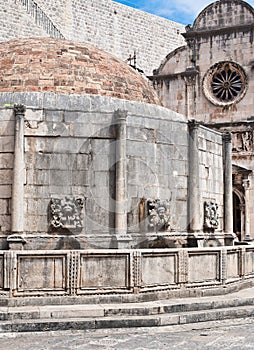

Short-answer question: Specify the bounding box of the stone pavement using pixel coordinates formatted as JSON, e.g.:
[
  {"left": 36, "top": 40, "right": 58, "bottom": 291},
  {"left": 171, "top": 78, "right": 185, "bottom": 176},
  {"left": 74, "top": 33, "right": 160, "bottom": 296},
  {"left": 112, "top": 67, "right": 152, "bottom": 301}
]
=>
[
  {"left": 0, "top": 318, "right": 254, "bottom": 349},
  {"left": 0, "top": 287, "right": 254, "bottom": 333}
]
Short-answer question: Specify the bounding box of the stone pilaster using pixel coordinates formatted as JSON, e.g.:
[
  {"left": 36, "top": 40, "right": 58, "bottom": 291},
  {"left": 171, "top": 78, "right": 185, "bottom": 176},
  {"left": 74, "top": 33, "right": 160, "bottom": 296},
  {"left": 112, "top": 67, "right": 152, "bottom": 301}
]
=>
[
  {"left": 11, "top": 104, "right": 26, "bottom": 234},
  {"left": 243, "top": 178, "right": 252, "bottom": 241},
  {"left": 222, "top": 133, "right": 233, "bottom": 235},
  {"left": 188, "top": 120, "right": 201, "bottom": 233},
  {"left": 114, "top": 109, "right": 131, "bottom": 248}
]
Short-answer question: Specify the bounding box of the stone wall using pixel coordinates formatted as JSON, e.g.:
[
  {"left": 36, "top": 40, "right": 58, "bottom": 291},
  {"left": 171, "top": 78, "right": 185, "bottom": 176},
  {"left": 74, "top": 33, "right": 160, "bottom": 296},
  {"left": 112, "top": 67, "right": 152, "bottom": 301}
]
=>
[
  {"left": 198, "top": 126, "right": 224, "bottom": 231},
  {"left": 0, "top": 246, "right": 253, "bottom": 300},
  {"left": 2, "top": 0, "right": 186, "bottom": 75},
  {"left": 0, "top": 0, "right": 49, "bottom": 41},
  {"left": 0, "top": 92, "right": 191, "bottom": 249},
  {"left": 0, "top": 109, "right": 13, "bottom": 239}
]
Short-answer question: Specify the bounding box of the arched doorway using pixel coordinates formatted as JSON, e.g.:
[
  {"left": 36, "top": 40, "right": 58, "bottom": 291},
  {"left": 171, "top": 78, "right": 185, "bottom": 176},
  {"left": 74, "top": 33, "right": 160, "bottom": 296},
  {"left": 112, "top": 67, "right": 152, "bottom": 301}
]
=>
[{"left": 233, "top": 189, "right": 245, "bottom": 241}]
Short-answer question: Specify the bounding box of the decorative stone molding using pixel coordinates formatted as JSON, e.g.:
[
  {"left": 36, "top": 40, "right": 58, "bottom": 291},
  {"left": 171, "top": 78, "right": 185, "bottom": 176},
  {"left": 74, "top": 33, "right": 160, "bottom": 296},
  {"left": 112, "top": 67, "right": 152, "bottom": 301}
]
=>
[
  {"left": 13, "top": 104, "right": 26, "bottom": 117},
  {"left": 50, "top": 197, "right": 84, "bottom": 231},
  {"left": 204, "top": 201, "right": 219, "bottom": 230},
  {"left": 7, "top": 234, "right": 26, "bottom": 250},
  {"left": 203, "top": 61, "right": 248, "bottom": 107},
  {"left": 188, "top": 119, "right": 200, "bottom": 130},
  {"left": 69, "top": 251, "right": 79, "bottom": 295},
  {"left": 232, "top": 131, "right": 253, "bottom": 153},
  {"left": 133, "top": 250, "right": 142, "bottom": 290},
  {"left": 184, "top": 75, "right": 196, "bottom": 86},
  {"left": 147, "top": 199, "right": 170, "bottom": 232},
  {"left": 222, "top": 132, "right": 232, "bottom": 143}
]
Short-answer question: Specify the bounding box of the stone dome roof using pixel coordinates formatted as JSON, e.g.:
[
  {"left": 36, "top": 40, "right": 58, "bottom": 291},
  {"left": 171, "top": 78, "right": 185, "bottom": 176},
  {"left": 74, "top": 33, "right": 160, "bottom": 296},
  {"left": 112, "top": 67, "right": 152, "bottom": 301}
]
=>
[{"left": 0, "top": 38, "right": 160, "bottom": 105}]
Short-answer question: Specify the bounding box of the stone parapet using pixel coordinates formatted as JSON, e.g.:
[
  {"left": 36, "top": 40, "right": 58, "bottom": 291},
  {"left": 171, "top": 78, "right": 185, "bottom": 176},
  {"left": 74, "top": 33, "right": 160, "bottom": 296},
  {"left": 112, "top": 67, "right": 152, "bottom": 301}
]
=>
[{"left": 0, "top": 246, "right": 253, "bottom": 300}]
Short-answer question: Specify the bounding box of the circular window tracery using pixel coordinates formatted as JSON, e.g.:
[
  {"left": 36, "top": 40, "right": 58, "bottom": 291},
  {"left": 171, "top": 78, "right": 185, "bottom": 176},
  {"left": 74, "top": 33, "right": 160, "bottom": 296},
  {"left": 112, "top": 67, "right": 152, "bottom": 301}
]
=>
[{"left": 203, "top": 61, "right": 247, "bottom": 106}]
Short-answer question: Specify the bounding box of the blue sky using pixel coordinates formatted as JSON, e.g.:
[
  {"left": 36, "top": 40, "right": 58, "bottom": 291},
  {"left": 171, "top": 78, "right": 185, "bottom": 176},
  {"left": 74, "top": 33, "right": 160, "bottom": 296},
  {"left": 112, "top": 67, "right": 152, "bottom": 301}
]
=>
[{"left": 113, "top": 0, "right": 254, "bottom": 25}]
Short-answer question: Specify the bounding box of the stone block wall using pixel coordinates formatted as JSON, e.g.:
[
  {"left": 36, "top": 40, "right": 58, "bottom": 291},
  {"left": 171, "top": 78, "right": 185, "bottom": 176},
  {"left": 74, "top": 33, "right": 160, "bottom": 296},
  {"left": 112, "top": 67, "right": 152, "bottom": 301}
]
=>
[
  {"left": 198, "top": 126, "right": 224, "bottom": 231},
  {"left": 0, "top": 92, "right": 190, "bottom": 249},
  {"left": 2, "top": 0, "right": 185, "bottom": 76},
  {"left": 0, "top": 0, "right": 49, "bottom": 41},
  {"left": 0, "top": 109, "right": 14, "bottom": 242},
  {"left": 192, "top": 28, "right": 254, "bottom": 123},
  {"left": 126, "top": 112, "right": 189, "bottom": 236}
]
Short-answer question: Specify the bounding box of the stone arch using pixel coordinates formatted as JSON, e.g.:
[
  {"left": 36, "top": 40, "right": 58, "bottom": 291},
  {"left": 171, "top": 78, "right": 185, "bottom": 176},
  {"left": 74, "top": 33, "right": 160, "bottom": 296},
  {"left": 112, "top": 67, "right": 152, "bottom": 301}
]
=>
[{"left": 233, "top": 187, "right": 245, "bottom": 240}]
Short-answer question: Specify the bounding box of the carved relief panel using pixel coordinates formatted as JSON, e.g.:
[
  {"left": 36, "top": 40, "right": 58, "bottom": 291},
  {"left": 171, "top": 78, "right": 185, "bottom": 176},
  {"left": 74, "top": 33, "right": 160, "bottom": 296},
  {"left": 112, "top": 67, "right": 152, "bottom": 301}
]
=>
[
  {"left": 147, "top": 199, "right": 170, "bottom": 232},
  {"left": 50, "top": 197, "right": 84, "bottom": 231},
  {"left": 204, "top": 201, "right": 219, "bottom": 230}
]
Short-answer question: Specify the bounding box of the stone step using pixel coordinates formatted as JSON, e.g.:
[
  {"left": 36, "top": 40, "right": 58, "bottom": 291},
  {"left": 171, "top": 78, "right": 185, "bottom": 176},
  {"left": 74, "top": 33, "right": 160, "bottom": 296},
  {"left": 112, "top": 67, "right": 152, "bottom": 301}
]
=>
[
  {"left": 0, "top": 287, "right": 253, "bottom": 332},
  {"left": 0, "top": 292, "right": 253, "bottom": 321},
  {"left": 0, "top": 297, "right": 254, "bottom": 321},
  {"left": 0, "top": 305, "right": 254, "bottom": 332}
]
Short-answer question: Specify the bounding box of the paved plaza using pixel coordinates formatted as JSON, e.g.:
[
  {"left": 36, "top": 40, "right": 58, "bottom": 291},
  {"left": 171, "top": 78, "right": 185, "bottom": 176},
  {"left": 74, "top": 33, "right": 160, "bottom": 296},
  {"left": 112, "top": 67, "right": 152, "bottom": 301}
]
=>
[{"left": 1, "top": 317, "right": 254, "bottom": 350}]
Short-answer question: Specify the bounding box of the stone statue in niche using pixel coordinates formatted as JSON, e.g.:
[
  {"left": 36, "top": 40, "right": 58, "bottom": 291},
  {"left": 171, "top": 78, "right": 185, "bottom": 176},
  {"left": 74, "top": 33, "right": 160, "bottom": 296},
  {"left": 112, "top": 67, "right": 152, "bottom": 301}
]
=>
[
  {"left": 50, "top": 196, "right": 84, "bottom": 231},
  {"left": 204, "top": 201, "right": 219, "bottom": 230},
  {"left": 147, "top": 199, "right": 170, "bottom": 232},
  {"left": 232, "top": 131, "right": 253, "bottom": 152}
]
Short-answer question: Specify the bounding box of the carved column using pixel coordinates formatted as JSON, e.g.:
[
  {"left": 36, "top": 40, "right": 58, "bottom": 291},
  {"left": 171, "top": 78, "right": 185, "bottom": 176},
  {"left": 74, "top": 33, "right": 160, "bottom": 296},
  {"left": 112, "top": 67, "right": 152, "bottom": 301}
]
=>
[
  {"left": 184, "top": 75, "right": 195, "bottom": 119},
  {"left": 11, "top": 104, "right": 26, "bottom": 234},
  {"left": 223, "top": 133, "right": 233, "bottom": 234},
  {"left": 243, "top": 178, "right": 251, "bottom": 241},
  {"left": 114, "top": 110, "right": 131, "bottom": 248},
  {"left": 188, "top": 120, "right": 201, "bottom": 232}
]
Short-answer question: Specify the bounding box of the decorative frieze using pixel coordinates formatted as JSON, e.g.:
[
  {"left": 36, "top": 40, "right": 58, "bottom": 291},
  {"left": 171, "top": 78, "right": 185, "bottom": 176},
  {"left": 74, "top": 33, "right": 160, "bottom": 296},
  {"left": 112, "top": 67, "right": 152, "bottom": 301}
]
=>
[
  {"left": 147, "top": 199, "right": 170, "bottom": 232},
  {"left": 178, "top": 249, "right": 188, "bottom": 284},
  {"left": 50, "top": 196, "right": 84, "bottom": 231},
  {"left": 133, "top": 250, "right": 142, "bottom": 290},
  {"left": 204, "top": 201, "right": 219, "bottom": 230}
]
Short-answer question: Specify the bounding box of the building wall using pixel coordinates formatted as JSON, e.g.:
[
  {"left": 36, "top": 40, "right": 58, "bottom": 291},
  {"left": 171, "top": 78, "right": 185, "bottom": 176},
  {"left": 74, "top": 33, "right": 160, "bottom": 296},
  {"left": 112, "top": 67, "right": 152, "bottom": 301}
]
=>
[
  {"left": 154, "top": 1, "right": 254, "bottom": 123},
  {"left": 154, "top": 0, "right": 254, "bottom": 240},
  {"left": 2, "top": 0, "right": 186, "bottom": 75},
  {"left": 0, "top": 109, "right": 13, "bottom": 239},
  {"left": 0, "top": 92, "right": 192, "bottom": 249},
  {"left": 198, "top": 126, "right": 224, "bottom": 232},
  {"left": 0, "top": 0, "right": 49, "bottom": 41}
]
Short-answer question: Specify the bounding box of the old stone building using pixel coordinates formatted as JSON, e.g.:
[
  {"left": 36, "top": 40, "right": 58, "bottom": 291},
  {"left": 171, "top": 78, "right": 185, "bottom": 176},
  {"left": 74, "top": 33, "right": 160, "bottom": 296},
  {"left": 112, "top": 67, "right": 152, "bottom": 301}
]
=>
[
  {"left": 0, "top": 37, "right": 228, "bottom": 250},
  {"left": 153, "top": 0, "right": 254, "bottom": 242},
  {"left": 0, "top": 0, "right": 253, "bottom": 304},
  {"left": 0, "top": 36, "right": 249, "bottom": 302}
]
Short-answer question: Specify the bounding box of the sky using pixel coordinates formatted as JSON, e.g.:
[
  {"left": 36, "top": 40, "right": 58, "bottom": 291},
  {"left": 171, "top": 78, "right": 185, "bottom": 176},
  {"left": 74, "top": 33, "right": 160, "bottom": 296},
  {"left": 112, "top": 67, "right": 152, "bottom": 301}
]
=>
[{"left": 113, "top": 0, "right": 254, "bottom": 25}]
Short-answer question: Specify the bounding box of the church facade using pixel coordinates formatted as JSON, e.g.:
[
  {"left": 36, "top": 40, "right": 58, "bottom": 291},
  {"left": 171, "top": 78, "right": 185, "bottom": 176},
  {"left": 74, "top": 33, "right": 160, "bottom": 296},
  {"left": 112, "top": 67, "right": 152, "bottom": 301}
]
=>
[{"left": 152, "top": 0, "right": 254, "bottom": 241}]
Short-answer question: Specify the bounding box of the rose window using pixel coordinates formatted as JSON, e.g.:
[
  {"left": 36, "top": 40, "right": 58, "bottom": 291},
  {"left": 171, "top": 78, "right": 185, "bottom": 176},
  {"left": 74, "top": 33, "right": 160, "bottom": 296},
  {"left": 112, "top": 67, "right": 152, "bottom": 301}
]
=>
[{"left": 203, "top": 61, "right": 247, "bottom": 106}]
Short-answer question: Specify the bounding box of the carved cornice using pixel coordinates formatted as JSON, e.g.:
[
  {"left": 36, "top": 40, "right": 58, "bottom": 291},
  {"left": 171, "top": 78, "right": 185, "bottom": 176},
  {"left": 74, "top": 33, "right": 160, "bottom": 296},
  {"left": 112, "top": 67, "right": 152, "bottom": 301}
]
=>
[
  {"left": 182, "top": 23, "right": 254, "bottom": 40},
  {"left": 204, "top": 120, "right": 254, "bottom": 129},
  {"left": 149, "top": 68, "right": 199, "bottom": 82}
]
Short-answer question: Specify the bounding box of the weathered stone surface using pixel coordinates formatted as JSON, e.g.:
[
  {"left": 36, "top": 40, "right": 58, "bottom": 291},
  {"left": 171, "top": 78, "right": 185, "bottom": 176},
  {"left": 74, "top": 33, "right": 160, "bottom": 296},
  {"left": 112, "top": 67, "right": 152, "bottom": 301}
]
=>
[
  {"left": 0, "top": 38, "right": 160, "bottom": 105},
  {"left": 152, "top": 0, "right": 254, "bottom": 241}
]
